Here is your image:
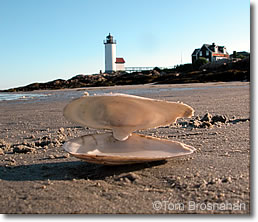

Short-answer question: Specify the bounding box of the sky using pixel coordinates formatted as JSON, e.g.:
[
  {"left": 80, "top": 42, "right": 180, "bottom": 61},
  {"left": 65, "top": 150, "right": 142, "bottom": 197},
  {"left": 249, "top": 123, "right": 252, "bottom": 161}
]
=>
[{"left": 0, "top": 0, "right": 250, "bottom": 90}]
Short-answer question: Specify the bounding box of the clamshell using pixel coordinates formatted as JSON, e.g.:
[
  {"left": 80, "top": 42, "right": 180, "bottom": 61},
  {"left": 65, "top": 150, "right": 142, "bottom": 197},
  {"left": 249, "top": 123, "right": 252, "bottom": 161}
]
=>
[
  {"left": 63, "top": 93, "right": 194, "bottom": 141},
  {"left": 63, "top": 93, "right": 195, "bottom": 165},
  {"left": 63, "top": 133, "right": 195, "bottom": 165}
]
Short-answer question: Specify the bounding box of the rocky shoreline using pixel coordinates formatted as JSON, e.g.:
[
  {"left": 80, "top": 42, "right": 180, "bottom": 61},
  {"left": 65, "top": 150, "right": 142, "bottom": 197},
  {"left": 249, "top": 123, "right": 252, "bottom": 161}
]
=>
[{"left": 1, "top": 57, "right": 249, "bottom": 92}]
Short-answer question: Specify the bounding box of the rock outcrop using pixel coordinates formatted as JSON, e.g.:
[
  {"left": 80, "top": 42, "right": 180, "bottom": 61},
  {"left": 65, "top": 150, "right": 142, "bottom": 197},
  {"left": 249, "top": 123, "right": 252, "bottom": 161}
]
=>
[{"left": 1, "top": 57, "right": 249, "bottom": 92}]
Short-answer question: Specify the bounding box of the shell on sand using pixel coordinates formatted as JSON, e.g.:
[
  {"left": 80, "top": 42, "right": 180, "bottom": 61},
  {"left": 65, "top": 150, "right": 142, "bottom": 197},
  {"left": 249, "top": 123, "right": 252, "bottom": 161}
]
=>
[
  {"left": 63, "top": 93, "right": 195, "bottom": 165},
  {"left": 63, "top": 133, "right": 195, "bottom": 165},
  {"left": 63, "top": 93, "right": 194, "bottom": 141}
]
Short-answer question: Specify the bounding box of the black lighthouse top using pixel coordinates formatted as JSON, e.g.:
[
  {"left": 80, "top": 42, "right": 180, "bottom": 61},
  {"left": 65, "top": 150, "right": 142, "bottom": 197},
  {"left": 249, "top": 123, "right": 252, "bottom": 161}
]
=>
[{"left": 104, "top": 33, "right": 116, "bottom": 44}]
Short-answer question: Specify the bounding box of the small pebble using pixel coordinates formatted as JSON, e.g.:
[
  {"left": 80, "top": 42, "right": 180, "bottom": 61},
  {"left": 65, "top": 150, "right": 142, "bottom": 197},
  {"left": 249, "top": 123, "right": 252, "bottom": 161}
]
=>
[
  {"left": 13, "top": 145, "right": 36, "bottom": 154},
  {"left": 195, "top": 172, "right": 200, "bottom": 177},
  {"left": 64, "top": 153, "right": 70, "bottom": 158},
  {"left": 58, "top": 127, "right": 65, "bottom": 134},
  {"left": 123, "top": 178, "right": 131, "bottom": 183},
  {"left": 201, "top": 113, "right": 212, "bottom": 122},
  {"left": 48, "top": 143, "right": 55, "bottom": 149},
  {"left": 48, "top": 154, "right": 55, "bottom": 159},
  {"left": 84, "top": 91, "right": 89, "bottom": 96},
  {"left": 30, "top": 135, "right": 36, "bottom": 139},
  {"left": 118, "top": 172, "right": 141, "bottom": 182},
  {"left": 222, "top": 177, "right": 232, "bottom": 183}
]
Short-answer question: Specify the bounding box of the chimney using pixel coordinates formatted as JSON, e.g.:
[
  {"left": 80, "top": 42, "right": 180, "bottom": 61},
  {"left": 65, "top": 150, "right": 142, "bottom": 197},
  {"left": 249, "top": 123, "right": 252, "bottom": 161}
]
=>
[{"left": 233, "top": 51, "right": 237, "bottom": 58}]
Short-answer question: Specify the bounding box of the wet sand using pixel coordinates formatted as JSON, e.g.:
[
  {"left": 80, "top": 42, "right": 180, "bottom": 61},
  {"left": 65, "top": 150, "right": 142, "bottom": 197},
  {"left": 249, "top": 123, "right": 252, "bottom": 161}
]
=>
[{"left": 0, "top": 82, "right": 250, "bottom": 214}]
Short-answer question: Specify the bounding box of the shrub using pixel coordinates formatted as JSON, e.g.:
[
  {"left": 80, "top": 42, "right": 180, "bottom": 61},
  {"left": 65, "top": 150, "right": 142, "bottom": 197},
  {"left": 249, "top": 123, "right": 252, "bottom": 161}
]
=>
[{"left": 193, "top": 57, "right": 209, "bottom": 70}]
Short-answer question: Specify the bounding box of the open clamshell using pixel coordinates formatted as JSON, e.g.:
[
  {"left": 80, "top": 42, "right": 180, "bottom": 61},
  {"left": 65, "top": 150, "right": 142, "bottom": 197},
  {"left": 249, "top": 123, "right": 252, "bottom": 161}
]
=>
[{"left": 63, "top": 93, "right": 195, "bottom": 165}]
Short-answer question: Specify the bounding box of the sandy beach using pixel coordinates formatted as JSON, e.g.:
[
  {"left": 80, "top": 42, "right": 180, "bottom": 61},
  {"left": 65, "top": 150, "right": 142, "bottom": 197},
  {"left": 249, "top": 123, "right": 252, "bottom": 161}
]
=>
[{"left": 0, "top": 81, "right": 250, "bottom": 214}]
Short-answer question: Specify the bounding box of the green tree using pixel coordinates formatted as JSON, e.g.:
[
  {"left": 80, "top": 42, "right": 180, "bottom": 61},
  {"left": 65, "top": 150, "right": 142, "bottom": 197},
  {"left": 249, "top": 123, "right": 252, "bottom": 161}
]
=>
[{"left": 194, "top": 57, "right": 209, "bottom": 70}]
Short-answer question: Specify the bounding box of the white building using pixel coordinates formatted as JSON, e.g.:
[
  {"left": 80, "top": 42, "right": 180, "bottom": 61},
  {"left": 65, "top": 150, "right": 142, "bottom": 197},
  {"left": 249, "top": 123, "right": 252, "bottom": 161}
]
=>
[
  {"left": 104, "top": 33, "right": 125, "bottom": 73},
  {"left": 116, "top": 57, "right": 125, "bottom": 71}
]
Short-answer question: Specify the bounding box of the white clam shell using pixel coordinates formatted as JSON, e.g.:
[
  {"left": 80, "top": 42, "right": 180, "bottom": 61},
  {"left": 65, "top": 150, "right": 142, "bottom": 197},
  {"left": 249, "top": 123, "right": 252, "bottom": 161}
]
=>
[
  {"left": 63, "top": 93, "right": 195, "bottom": 165},
  {"left": 63, "top": 93, "right": 194, "bottom": 141},
  {"left": 63, "top": 133, "right": 195, "bottom": 165}
]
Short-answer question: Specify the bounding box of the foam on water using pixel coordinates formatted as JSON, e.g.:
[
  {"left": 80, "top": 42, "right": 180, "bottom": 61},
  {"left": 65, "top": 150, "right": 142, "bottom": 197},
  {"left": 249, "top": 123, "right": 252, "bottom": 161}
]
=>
[{"left": 0, "top": 93, "right": 47, "bottom": 101}]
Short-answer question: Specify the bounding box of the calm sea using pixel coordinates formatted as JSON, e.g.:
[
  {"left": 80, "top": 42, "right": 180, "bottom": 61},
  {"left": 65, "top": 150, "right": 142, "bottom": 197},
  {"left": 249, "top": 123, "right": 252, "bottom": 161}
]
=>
[
  {"left": 0, "top": 83, "right": 248, "bottom": 102},
  {"left": 0, "top": 93, "right": 47, "bottom": 101}
]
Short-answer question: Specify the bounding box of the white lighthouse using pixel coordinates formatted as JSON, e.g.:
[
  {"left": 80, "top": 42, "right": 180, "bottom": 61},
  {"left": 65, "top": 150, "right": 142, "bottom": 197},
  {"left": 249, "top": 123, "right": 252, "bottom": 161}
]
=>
[{"left": 104, "top": 33, "right": 116, "bottom": 73}]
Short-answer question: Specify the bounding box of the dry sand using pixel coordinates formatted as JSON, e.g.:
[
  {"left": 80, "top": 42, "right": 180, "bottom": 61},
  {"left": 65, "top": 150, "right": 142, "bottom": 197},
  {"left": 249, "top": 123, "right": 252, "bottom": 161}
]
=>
[{"left": 0, "top": 82, "right": 250, "bottom": 214}]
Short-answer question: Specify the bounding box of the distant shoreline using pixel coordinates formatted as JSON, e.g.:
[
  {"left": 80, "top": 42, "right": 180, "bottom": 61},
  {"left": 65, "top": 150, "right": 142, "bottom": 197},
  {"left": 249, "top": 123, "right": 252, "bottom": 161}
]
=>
[
  {"left": 1, "top": 57, "right": 249, "bottom": 93},
  {"left": 0, "top": 81, "right": 249, "bottom": 102}
]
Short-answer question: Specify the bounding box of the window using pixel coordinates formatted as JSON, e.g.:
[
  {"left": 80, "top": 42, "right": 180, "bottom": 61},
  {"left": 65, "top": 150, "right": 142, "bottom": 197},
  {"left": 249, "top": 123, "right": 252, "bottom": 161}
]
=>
[
  {"left": 199, "top": 51, "right": 202, "bottom": 56},
  {"left": 206, "top": 50, "right": 209, "bottom": 56}
]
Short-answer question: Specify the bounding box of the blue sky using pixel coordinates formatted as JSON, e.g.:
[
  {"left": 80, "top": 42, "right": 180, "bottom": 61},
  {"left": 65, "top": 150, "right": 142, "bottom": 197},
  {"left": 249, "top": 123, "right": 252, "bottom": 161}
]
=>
[{"left": 0, "top": 0, "right": 250, "bottom": 90}]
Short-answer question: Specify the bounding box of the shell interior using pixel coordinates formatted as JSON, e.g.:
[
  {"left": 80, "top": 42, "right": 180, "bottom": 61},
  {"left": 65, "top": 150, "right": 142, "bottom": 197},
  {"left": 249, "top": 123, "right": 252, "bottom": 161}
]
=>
[
  {"left": 63, "top": 133, "right": 195, "bottom": 165},
  {"left": 63, "top": 93, "right": 194, "bottom": 141}
]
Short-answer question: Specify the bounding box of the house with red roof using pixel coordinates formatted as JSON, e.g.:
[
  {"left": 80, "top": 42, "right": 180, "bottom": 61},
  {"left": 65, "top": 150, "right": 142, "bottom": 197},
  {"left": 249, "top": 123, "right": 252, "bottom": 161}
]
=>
[{"left": 116, "top": 57, "right": 125, "bottom": 71}]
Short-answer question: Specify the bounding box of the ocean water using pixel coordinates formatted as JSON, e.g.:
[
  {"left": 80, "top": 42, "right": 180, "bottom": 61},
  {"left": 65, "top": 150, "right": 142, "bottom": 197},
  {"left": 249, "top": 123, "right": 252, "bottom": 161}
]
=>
[
  {"left": 0, "top": 93, "right": 47, "bottom": 101},
  {"left": 85, "top": 84, "right": 249, "bottom": 96},
  {"left": 0, "top": 83, "right": 248, "bottom": 102}
]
